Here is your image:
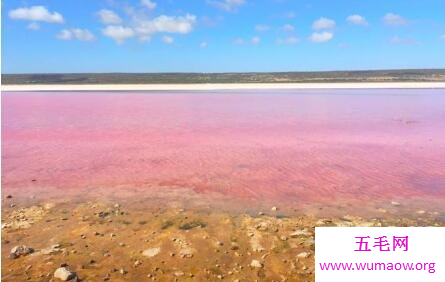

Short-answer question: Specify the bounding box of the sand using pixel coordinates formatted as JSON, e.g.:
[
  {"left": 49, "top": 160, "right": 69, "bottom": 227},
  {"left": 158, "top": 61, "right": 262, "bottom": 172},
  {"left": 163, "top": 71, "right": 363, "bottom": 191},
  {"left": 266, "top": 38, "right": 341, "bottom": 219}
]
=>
[{"left": 2, "top": 82, "right": 445, "bottom": 91}]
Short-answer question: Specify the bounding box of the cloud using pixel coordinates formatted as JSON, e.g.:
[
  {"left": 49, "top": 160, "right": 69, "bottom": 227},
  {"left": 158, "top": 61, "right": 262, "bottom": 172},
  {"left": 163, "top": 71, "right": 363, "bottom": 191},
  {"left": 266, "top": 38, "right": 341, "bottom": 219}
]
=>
[
  {"left": 312, "top": 17, "right": 335, "bottom": 30},
  {"left": 309, "top": 31, "right": 333, "bottom": 43},
  {"left": 283, "top": 11, "right": 296, "bottom": 19},
  {"left": 200, "top": 41, "right": 208, "bottom": 48},
  {"left": 251, "top": 36, "right": 260, "bottom": 44},
  {"left": 141, "top": 0, "right": 157, "bottom": 10},
  {"left": 209, "top": 0, "right": 246, "bottom": 12},
  {"left": 277, "top": 36, "right": 300, "bottom": 45},
  {"left": 161, "top": 35, "right": 174, "bottom": 44},
  {"left": 255, "top": 24, "right": 270, "bottom": 32},
  {"left": 97, "top": 9, "right": 122, "bottom": 25},
  {"left": 102, "top": 25, "right": 135, "bottom": 44},
  {"left": 57, "top": 28, "right": 95, "bottom": 41},
  {"left": 383, "top": 13, "right": 407, "bottom": 26},
  {"left": 134, "top": 14, "right": 197, "bottom": 39},
  {"left": 27, "top": 22, "right": 40, "bottom": 30},
  {"left": 9, "top": 6, "right": 64, "bottom": 23},
  {"left": 233, "top": 37, "right": 244, "bottom": 45},
  {"left": 388, "top": 36, "right": 418, "bottom": 45},
  {"left": 346, "top": 14, "right": 368, "bottom": 26},
  {"left": 282, "top": 24, "right": 295, "bottom": 32}
]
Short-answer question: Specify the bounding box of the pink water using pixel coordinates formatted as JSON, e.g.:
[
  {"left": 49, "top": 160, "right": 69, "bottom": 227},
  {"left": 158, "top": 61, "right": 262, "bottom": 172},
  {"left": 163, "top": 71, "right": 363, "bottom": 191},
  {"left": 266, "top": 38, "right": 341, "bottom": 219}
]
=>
[{"left": 2, "top": 90, "right": 445, "bottom": 213}]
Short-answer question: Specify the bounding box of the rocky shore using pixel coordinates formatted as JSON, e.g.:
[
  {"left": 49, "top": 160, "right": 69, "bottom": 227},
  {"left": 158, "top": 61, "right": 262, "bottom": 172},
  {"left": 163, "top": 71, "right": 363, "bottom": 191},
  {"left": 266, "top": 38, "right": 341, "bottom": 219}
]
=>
[{"left": 2, "top": 197, "right": 443, "bottom": 281}]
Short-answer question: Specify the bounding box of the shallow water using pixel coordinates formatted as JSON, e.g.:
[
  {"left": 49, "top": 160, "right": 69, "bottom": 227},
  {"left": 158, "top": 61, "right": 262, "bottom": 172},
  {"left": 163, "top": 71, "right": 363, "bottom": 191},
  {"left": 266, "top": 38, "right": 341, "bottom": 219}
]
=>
[{"left": 2, "top": 89, "right": 445, "bottom": 214}]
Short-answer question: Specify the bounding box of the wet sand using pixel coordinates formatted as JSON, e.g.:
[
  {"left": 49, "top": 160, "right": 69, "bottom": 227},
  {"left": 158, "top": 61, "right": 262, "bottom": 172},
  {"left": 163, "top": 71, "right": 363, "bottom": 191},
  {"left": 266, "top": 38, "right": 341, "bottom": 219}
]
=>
[{"left": 2, "top": 88, "right": 445, "bottom": 281}]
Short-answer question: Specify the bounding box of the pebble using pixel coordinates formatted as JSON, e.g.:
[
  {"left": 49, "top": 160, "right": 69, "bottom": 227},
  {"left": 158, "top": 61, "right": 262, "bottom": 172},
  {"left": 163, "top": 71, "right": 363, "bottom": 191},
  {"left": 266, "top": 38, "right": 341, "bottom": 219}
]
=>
[
  {"left": 250, "top": 259, "right": 263, "bottom": 268},
  {"left": 271, "top": 206, "right": 278, "bottom": 211},
  {"left": 9, "top": 245, "right": 34, "bottom": 259},
  {"left": 297, "top": 252, "right": 310, "bottom": 258},
  {"left": 391, "top": 201, "right": 401, "bottom": 206},
  {"left": 143, "top": 247, "right": 161, "bottom": 258},
  {"left": 289, "top": 229, "right": 311, "bottom": 238},
  {"left": 416, "top": 210, "right": 426, "bottom": 215},
  {"left": 53, "top": 267, "right": 76, "bottom": 281}
]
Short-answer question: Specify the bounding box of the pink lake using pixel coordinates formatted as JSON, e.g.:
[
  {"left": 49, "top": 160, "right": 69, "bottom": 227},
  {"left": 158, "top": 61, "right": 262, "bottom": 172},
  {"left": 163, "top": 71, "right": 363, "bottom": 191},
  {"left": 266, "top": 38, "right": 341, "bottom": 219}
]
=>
[{"left": 2, "top": 89, "right": 445, "bottom": 216}]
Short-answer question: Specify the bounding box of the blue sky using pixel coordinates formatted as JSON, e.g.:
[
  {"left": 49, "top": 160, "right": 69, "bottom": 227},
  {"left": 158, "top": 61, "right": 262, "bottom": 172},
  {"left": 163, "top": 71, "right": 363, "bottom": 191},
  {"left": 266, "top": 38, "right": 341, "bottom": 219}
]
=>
[{"left": 2, "top": 0, "right": 445, "bottom": 73}]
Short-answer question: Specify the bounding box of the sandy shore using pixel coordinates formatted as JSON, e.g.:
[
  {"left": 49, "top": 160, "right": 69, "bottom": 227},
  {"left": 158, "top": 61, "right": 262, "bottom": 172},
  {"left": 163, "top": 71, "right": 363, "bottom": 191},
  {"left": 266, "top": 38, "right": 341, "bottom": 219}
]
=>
[{"left": 3, "top": 82, "right": 445, "bottom": 91}]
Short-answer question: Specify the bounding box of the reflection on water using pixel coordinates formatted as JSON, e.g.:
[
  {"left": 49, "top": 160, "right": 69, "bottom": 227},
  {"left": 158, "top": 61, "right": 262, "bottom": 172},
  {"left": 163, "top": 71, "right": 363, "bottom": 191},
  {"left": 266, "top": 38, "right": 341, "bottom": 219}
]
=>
[{"left": 2, "top": 89, "right": 445, "bottom": 213}]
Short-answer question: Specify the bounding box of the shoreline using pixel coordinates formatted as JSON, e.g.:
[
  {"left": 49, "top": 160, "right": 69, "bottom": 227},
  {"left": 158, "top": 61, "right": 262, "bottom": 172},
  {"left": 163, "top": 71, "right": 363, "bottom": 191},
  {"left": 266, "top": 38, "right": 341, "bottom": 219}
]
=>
[{"left": 3, "top": 82, "right": 445, "bottom": 91}]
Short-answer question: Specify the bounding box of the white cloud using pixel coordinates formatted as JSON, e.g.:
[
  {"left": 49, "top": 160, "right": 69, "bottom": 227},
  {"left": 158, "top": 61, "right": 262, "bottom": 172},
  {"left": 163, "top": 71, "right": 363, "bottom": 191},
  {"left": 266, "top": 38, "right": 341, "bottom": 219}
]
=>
[
  {"left": 209, "top": 0, "right": 246, "bottom": 12},
  {"left": 233, "top": 37, "right": 244, "bottom": 45},
  {"left": 9, "top": 6, "right": 64, "bottom": 23},
  {"left": 102, "top": 25, "right": 135, "bottom": 44},
  {"left": 383, "top": 13, "right": 407, "bottom": 26},
  {"left": 346, "top": 14, "right": 368, "bottom": 26},
  {"left": 255, "top": 24, "right": 270, "bottom": 32},
  {"left": 251, "top": 36, "right": 260, "bottom": 44},
  {"left": 283, "top": 11, "right": 296, "bottom": 19},
  {"left": 161, "top": 35, "right": 174, "bottom": 44},
  {"left": 134, "top": 14, "right": 197, "bottom": 39},
  {"left": 97, "top": 9, "right": 122, "bottom": 25},
  {"left": 282, "top": 24, "right": 295, "bottom": 32},
  {"left": 312, "top": 17, "right": 335, "bottom": 30},
  {"left": 27, "top": 22, "right": 40, "bottom": 30},
  {"left": 277, "top": 36, "right": 300, "bottom": 45},
  {"left": 141, "top": 0, "right": 157, "bottom": 10},
  {"left": 388, "top": 36, "right": 417, "bottom": 45},
  {"left": 200, "top": 41, "right": 208, "bottom": 48},
  {"left": 57, "top": 28, "right": 95, "bottom": 41},
  {"left": 309, "top": 31, "right": 333, "bottom": 43}
]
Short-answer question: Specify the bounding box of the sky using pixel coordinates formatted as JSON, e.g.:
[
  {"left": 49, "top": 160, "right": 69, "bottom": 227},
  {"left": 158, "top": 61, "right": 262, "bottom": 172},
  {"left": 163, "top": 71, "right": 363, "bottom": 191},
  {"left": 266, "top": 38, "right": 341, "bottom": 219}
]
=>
[{"left": 2, "top": 0, "right": 445, "bottom": 73}]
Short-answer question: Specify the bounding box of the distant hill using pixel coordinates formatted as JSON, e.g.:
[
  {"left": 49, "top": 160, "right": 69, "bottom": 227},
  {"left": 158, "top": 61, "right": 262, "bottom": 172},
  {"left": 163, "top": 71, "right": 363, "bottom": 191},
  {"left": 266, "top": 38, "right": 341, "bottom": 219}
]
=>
[{"left": 2, "top": 69, "right": 445, "bottom": 84}]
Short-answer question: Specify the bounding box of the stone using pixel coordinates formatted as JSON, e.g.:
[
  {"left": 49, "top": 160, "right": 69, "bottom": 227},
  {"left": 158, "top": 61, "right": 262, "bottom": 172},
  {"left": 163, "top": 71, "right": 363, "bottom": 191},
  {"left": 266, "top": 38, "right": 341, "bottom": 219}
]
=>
[
  {"left": 41, "top": 244, "right": 62, "bottom": 255},
  {"left": 297, "top": 252, "right": 310, "bottom": 258},
  {"left": 53, "top": 267, "right": 76, "bottom": 281},
  {"left": 250, "top": 259, "right": 263, "bottom": 268},
  {"left": 289, "top": 229, "right": 311, "bottom": 238},
  {"left": 9, "top": 245, "right": 34, "bottom": 259},
  {"left": 143, "top": 247, "right": 161, "bottom": 258},
  {"left": 416, "top": 210, "right": 426, "bottom": 215},
  {"left": 391, "top": 201, "right": 401, "bottom": 206},
  {"left": 230, "top": 242, "right": 240, "bottom": 250},
  {"left": 271, "top": 206, "right": 278, "bottom": 211}
]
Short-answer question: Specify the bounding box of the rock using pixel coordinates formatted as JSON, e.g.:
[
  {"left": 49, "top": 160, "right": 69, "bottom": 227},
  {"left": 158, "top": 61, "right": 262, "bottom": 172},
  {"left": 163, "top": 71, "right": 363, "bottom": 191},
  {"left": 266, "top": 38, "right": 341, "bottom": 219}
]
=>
[
  {"left": 174, "top": 271, "right": 184, "bottom": 277},
  {"left": 143, "top": 247, "right": 161, "bottom": 258},
  {"left": 297, "top": 252, "right": 310, "bottom": 258},
  {"left": 256, "top": 222, "right": 268, "bottom": 231},
  {"left": 9, "top": 245, "right": 34, "bottom": 259},
  {"left": 416, "top": 210, "right": 426, "bottom": 215},
  {"left": 134, "top": 260, "right": 142, "bottom": 267},
  {"left": 250, "top": 234, "right": 265, "bottom": 252},
  {"left": 53, "top": 267, "right": 76, "bottom": 281},
  {"left": 41, "top": 244, "right": 62, "bottom": 255},
  {"left": 6, "top": 195, "right": 12, "bottom": 199},
  {"left": 280, "top": 236, "right": 288, "bottom": 241},
  {"left": 179, "top": 247, "right": 194, "bottom": 258},
  {"left": 258, "top": 212, "right": 264, "bottom": 216},
  {"left": 230, "top": 242, "right": 240, "bottom": 250},
  {"left": 215, "top": 240, "right": 224, "bottom": 247},
  {"left": 290, "top": 229, "right": 311, "bottom": 238},
  {"left": 271, "top": 206, "right": 278, "bottom": 211},
  {"left": 391, "top": 201, "right": 401, "bottom": 206},
  {"left": 250, "top": 259, "right": 263, "bottom": 268}
]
